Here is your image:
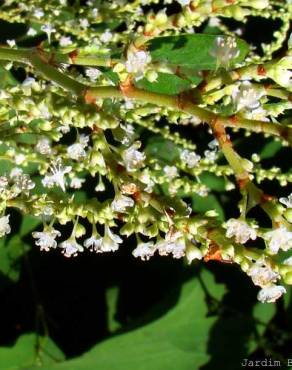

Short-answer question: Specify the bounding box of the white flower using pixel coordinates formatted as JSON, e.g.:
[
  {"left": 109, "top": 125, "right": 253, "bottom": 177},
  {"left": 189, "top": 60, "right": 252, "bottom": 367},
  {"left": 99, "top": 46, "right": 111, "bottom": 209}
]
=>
[
  {"left": 85, "top": 68, "right": 102, "bottom": 82},
  {"left": 33, "top": 8, "right": 44, "bottom": 19},
  {"left": 210, "top": 36, "right": 239, "bottom": 68},
  {"left": 132, "top": 241, "right": 156, "bottom": 261},
  {"left": 177, "top": 0, "right": 191, "bottom": 6},
  {"left": 32, "top": 229, "right": 61, "bottom": 251},
  {"left": 122, "top": 142, "right": 145, "bottom": 172},
  {"left": 232, "top": 82, "right": 264, "bottom": 111},
  {"left": 111, "top": 194, "right": 134, "bottom": 213},
  {"left": 27, "top": 27, "right": 37, "bottom": 36},
  {"left": 67, "top": 143, "right": 86, "bottom": 160},
  {"left": 80, "top": 18, "right": 90, "bottom": 29},
  {"left": 225, "top": 218, "right": 257, "bottom": 244},
  {"left": 0, "top": 176, "right": 8, "bottom": 192},
  {"left": 140, "top": 172, "right": 155, "bottom": 193},
  {"left": 100, "top": 29, "right": 113, "bottom": 43},
  {"left": 279, "top": 194, "right": 292, "bottom": 208},
  {"left": 59, "top": 238, "right": 84, "bottom": 257},
  {"left": 264, "top": 227, "right": 292, "bottom": 254},
  {"left": 70, "top": 177, "right": 85, "bottom": 189},
  {"left": 186, "top": 245, "right": 203, "bottom": 264},
  {"left": 125, "top": 50, "right": 151, "bottom": 77},
  {"left": 12, "top": 171, "right": 35, "bottom": 195},
  {"left": 257, "top": 284, "right": 286, "bottom": 303},
  {"left": 59, "top": 36, "right": 72, "bottom": 47},
  {"left": 100, "top": 226, "right": 123, "bottom": 252},
  {"left": 120, "top": 123, "right": 135, "bottom": 145},
  {"left": 157, "top": 231, "right": 186, "bottom": 259},
  {"left": 15, "top": 153, "right": 26, "bottom": 165},
  {"left": 204, "top": 149, "right": 218, "bottom": 161},
  {"left": 7, "top": 39, "right": 16, "bottom": 47},
  {"left": 248, "top": 260, "right": 280, "bottom": 288},
  {"left": 41, "top": 24, "right": 56, "bottom": 44},
  {"left": 84, "top": 235, "right": 102, "bottom": 252},
  {"left": 42, "top": 159, "right": 72, "bottom": 191},
  {"left": 0, "top": 215, "right": 11, "bottom": 237},
  {"left": 180, "top": 150, "right": 201, "bottom": 168},
  {"left": 163, "top": 165, "right": 178, "bottom": 179},
  {"left": 36, "top": 138, "right": 53, "bottom": 155}
]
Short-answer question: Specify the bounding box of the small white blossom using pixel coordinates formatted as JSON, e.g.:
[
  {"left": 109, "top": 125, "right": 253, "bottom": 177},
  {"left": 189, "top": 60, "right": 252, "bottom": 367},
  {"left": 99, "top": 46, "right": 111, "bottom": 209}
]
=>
[
  {"left": 36, "top": 138, "right": 53, "bottom": 155},
  {"left": 32, "top": 229, "right": 61, "bottom": 251},
  {"left": 60, "top": 238, "right": 84, "bottom": 258},
  {"left": 157, "top": 231, "right": 186, "bottom": 259},
  {"left": 186, "top": 245, "right": 203, "bottom": 264},
  {"left": 27, "top": 27, "right": 37, "bottom": 36},
  {"left": 0, "top": 176, "right": 8, "bottom": 192},
  {"left": 132, "top": 241, "right": 156, "bottom": 261},
  {"left": 177, "top": 0, "right": 191, "bottom": 6},
  {"left": 140, "top": 172, "right": 155, "bottom": 193},
  {"left": 111, "top": 194, "right": 134, "bottom": 213},
  {"left": 204, "top": 149, "right": 218, "bottom": 162},
  {"left": 84, "top": 235, "right": 102, "bottom": 252},
  {"left": 125, "top": 50, "right": 151, "bottom": 78},
  {"left": 100, "top": 29, "right": 113, "bottom": 43},
  {"left": 85, "top": 68, "right": 102, "bottom": 82},
  {"left": 33, "top": 8, "right": 44, "bottom": 19},
  {"left": 42, "top": 159, "right": 72, "bottom": 191},
  {"left": 210, "top": 36, "right": 239, "bottom": 68},
  {"left": 70, "top": 177, "right": 85, "bottom": 189},
  {"left": 67, "top": 135, "right": 89, "bottom": 160},
  {"left": 232, "top": 82, "right": 264, "bottom": 111},
  {"left": 80, "top": 18, "right": 90, "bottom": 29},
  {"left": 163, "top": 165, "right": 178, "bottom": 179},
  {"left": 122, "top": 142, "right": 145, "bottom": 172},
  {"left": 257, "top": 284, "right": 286, "bottom": 303},
  {"left": 41, "top": 24, "right": 56, "bottom": 44},
  {"left": 59, "top": 36, "right": 73, "bottom": 47},
  {"left": 264, "top": 227, "right": 292, "bottom": 254},
  {"left": 225, "top": 218, "right": 257, "bottom": 244},
  {"left": 15, "top": 153, "right": 26, "bottom": 165},
  {"left": 100, "top": 226, "right": 123, "bottom": 252},
  {"left": 248, "top": 260, "right": 280, "bottom": 288},
  {"left": 180, "top": 150, "right": 201, "bottom": 168},
  {"left": 279, "top": 194, "right": 292, "bottom": 208},
  {"left": 0, "top": 215, "right": 11, "bottom": 237},
  {"left": 120, "top": 123, "right": 136, "bottom": 146},
  {"left": 7, "top": 39, "right": 16, "bottom": 47}
]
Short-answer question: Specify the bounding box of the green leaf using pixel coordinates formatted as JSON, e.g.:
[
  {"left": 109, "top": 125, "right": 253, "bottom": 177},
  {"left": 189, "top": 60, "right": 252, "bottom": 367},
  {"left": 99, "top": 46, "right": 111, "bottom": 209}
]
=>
[
  {"left": 0, "top": 215, "right": 40, "bottom": 282},
  {"left": 145, "top": 137, "right": 180, "bottom": 162},
  {"left": 0, "top": 63, "right": 18, "bottom": 88},
  {"left": 148, "top": 34, "right": 249, "bottom": 70},
  {"left": 247, "top": 302, "right": 276, "bottom": 353},
  {"left": 192, "top": 194, "right": 225, "bottom": 221},
  {"left": 0, "top": 334, "right": 64, "bottom": 370},
  {"left": 38, "top": 270, "right": 224, "bottom": 370},
  {"left": 200, "top": 172, "right": 226, "bottom": 192},
  {"left": 260, "top": 140, "right": 282, "bottom": 159},
  {"left": 135, "top": 73, "right": 194, "bottom": 95}
]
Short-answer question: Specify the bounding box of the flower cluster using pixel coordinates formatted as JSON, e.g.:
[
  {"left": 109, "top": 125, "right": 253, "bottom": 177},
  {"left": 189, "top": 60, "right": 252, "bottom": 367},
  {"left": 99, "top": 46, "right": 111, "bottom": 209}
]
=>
[{"left": 0, "top": 0, "right": 291, "bottom": 305}]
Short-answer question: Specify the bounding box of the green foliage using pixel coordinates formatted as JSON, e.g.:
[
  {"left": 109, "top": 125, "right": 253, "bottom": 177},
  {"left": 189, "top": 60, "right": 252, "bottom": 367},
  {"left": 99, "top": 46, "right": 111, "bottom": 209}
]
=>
[{"left": 148, "top": 34, "right": 249, "bottom": 69}]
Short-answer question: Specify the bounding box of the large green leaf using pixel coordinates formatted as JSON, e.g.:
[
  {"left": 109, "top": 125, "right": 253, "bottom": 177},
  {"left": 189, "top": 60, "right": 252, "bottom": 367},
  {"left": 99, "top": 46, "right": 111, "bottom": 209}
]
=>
[
  {"left": 0, "top": 334, "right": 64, "bottom": 370},
  {"left": 135, "top": 72, "right": 196, "bottom": 95},
  {"left": 0, "top": 215, "right": 40, "bottom": 282},
  {"left": 37, "top": 270, "right": 225, "bottom": 370},
  {"left": 148, "top": 34, "right": 249, "bottom": 70}
]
